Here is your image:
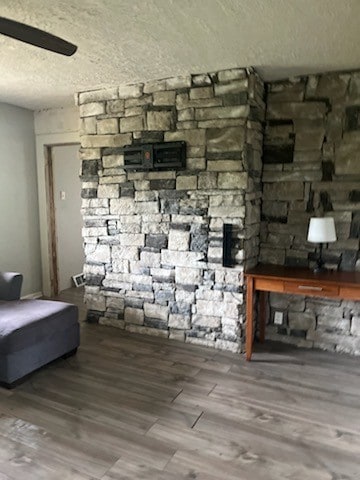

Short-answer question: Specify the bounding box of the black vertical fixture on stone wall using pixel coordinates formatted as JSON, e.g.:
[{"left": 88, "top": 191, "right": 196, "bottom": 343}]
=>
[{"left": 223, "top": 224, "right": 233, "bottom": 267}]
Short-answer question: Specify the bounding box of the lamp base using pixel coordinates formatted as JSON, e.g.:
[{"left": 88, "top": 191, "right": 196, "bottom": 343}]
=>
[
  {"left": 312, "top": 243, "right": 326, "bottom": 273},
  {"left": 312, "top": 264, "right": 327, "bottom": 274}
]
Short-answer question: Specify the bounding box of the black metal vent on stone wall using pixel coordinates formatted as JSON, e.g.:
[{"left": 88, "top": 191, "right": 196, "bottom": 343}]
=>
[{"left": 121, "top": 141, "right": 186, "bottom": 171}]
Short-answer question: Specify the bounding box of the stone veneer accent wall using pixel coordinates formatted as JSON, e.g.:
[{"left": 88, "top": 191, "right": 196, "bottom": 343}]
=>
[
  {"left": 77, "top": 68, "right": 264, "bottom": 353},
  {"left": 260, "top": 71, "right": 360, "bottom": 355}
]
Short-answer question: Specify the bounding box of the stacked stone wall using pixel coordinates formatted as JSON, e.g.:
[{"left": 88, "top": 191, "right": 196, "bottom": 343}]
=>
[
  {"left": 261, "top": 71, "right": 360, "bottom": 354},
  {"left": 77, "top": 68, "right": 264, "bottom": 353}
]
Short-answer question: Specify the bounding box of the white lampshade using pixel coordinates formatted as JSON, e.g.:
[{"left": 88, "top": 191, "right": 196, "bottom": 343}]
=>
[{"left": 307, "top": 217, "right": 337, "bottom": 243}]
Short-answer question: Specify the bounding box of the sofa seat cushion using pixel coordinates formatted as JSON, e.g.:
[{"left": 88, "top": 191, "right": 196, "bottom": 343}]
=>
[{"left": 0, "top": 299, "right": 78, "bottom": 354}]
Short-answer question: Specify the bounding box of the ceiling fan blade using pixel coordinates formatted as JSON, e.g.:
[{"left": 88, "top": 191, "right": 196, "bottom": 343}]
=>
[{"left": 0, "top": 17, "right": 77, "bottom": 56}]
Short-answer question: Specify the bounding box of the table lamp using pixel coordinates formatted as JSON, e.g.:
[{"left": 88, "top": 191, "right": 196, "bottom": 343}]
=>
[{"left": 307, "top": 217, "right": 337, "bottom": 273}]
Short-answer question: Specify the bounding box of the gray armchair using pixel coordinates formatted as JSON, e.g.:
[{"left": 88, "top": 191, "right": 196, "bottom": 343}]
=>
[{"left": 0, "top": 272, "right": 23, "bottom": 301}]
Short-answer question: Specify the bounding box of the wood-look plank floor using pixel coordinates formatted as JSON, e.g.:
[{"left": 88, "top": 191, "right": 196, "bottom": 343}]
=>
[{"left": 0, "top": 287, "right": 359, "bottom": 479}]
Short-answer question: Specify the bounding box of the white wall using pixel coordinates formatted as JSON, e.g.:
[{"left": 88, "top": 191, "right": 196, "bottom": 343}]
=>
[
  {"left": 0, "top": 103, "right": 42, "bottom": 296},
  {"left": 34, "top": 106, "right": 80, "bottom": 295}
]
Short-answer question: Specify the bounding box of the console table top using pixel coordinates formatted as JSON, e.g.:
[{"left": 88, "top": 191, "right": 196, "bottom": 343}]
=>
[{"left": 245, "top": 264, "right": 360, "bottom": 288}]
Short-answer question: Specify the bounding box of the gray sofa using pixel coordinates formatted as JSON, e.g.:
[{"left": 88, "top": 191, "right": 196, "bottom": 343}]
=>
[{"left": 0, "top": 272, "right": 80, "bottom": 388}]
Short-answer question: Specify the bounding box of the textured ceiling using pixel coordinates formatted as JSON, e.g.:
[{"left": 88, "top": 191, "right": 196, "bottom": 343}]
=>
[{"left": 0, "top": 0, "right": 360, "bottom": 110}]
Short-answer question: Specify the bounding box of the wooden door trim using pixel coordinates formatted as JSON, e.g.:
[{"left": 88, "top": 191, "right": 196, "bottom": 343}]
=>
[
  {"left": 44, "top": 142, "right": 79, "bottom": 296},
  {"left": 44, "top": 145, "right": 58, "bottom": 296}
]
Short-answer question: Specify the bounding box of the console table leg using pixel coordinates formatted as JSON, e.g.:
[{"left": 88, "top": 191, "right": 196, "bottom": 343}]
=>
[
  {"left": 246, "top": 277, "right": 254, "bottom": 361},
  {"left": 259, "top": 291, "right": 266, "bottom": 343}
]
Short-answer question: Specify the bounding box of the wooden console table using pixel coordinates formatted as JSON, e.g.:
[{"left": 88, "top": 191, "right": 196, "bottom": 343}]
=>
[{"left": 244, "top": 264, "right": 360, "bottom": 361}]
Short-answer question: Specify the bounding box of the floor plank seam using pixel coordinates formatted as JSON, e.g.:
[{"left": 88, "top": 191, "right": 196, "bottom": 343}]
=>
[
  {"left": 170, "top": 388, "right": 183, "bottom": 403},
  {"left": 191, "top": 410, "right": 204, "bottom": 429}
]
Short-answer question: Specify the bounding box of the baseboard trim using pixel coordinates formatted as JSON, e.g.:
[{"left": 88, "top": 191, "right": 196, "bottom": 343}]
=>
[{"left": 21, "top": 291, "right": 43, "bottom": 300}]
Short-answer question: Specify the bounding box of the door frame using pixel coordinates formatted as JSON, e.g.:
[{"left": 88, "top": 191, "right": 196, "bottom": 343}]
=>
[
  {"left": 45, "top": 143, "right": 82, "bottom": 296},
  {"left": 36, "top": 133, "right": 80, "bottom": 297}
]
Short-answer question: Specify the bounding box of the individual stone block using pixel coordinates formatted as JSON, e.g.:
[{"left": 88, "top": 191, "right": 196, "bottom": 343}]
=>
[
  {"left": 218, "top": 68, "right": 247, "bottom": 83},
  {"left": 119, "top": 234, "right": 145, "bottom": 246},
  {"left": 143, "top": 79, "right": 167, "bottom": 93},
  {"left": 153, "top": 91, "right": 176, "bottom": 105},
  {"left": 316, "top": 74, "right": 349, "bottom": 99},
  {"left": 85, "top": 294, "right": 106, "bottom": 312},
  {"left": 124, "top": 307, "right": 144, "bottom": 325},
  {"left": 259, "top": 247, "right": 285, "bottom": 265},
  {"left": 112, "top": 245, "right": 139, "bottom": 261},
  {"left": 178, "top": 108, "right": 195, "bottom": 122},
  {"left": 120, "top": 115, "right": 144, "bottom": 133},
  {"left": 79, "top": 102, "right": 105, "bottom": 117},
  {"left": 175, "top": 267, "right": 202, "bottom": 285},
  {"left": 135, "top": 191, "right": 158, "bottom": 202},
  {"left": 147, "top": 110, "right": 175, "bottom": 131},
  {"left": 351, "top": 317, "right": 360, "bottom": 336},
  {"left": 118, "top": 84, "right": 143, "bottom": 98},
  {"left": 80, "top": 148, "right": 101, "bottom": 160},
  {"left": 165, "top": 128, "right": 206, "bottom": 146},
  {"left": 214, "top": 79, "right": 248, "bottom": 96},
  {"left": 81, "top": 117, "right": 97, "bottom": 135},
  {"left": 146, "top": 234, "right": 168, "bottom": 249},
  {"left": 97, "top": 184, "right": 119, "bottom": 199},
  {"left": 125, "top": 107, "right": 143, "bottom": 117},
  {"left": 192, "top": 314, "right": 221, "bottom": 328},
  {"left": 81, "top": 134, "right": 132, "bottom": 148},
  {"left": 161, "top": 250, "right": 205, "bottom": 267},
  {"left": 144, "top": 302, "right": 169, "bottom": 321},
  {"left": 206, "top": 127, "right": 245, "bottom": 152},
  {"left": 82, "top": 226, "right": 107, "bottom": 237},
  {"left": 140, "top": 251, "right": 161, "bottom": 267},
  {"left": 150, "top": 179, "right": 176, "bottom": 190},
  {"left": 294, "top": 129, "right": 325, "bottom": 151},
  {"left": 84, "top": 244, "right": 110, "bottom": 264},
  {"left": 106, "top": 99, "right": 125, "bottom": 114},
  {"left": 218, "top": 172, "right": 247, "bottom": 189},
  {"left": 169, "top": 314, "right": 190, "bottom": 329},
  {"left": 209, "top": 204, "right": 245, "bottom": 218},
  {"left": 198, "top": 172, "right": 217, "bottom": 189},
  {"left": 176, "top": 175, "right": 197, "bottom": 190},
  {"left": 103, "top": 154, "right": 124, "bottom": 168},
  {"left": 186, "top": 158, "right": 206, "bottom": 170},
  {"left": 125, "top": 96, "right": 152, "bottom": 108},
  {"left": 79, "top": 88, "right": 118, "bottom": 104},
  {"left": 317, "top": 316, "right": 350, "bottom": 333},
  {"left": 97, "top": 118, "right": 119, "bottom": 135},
  {"left": 215, "top": 339, "right": 239, "bottom": 353},
  {"left": 110, "top": 198, "right": 135, "bottom": 215},
  {"left": 350, "top": 212, "right": 360, "bottom": 239},
  {"left": 190, "top": 87, "right": 214, "bottom": 100},
  {"left": 81, "top": 159, "right": 98, "bottom": 178},
  {"left": 165, "top": 76, "right": 191, "bottom": 89},
  {"left": 335, "top": 143, "right": 360, "bottom": 175},
  {"left": 84, "top": 263, "right": 105, "bottom": 276},
  {"left": 191, "top": 73, "right": 213, "bottom": 86},
  {"left": 268, "top": 82, "right": 305, "bottom": 103},
  {"left": 267, "top": 102, "right": 327, "bottom": 120},
  {"left": 168, "top": 230, "right": 190, "bottom": 251},
  {"left": 288, "top": 312, "right": 316, "bottom": 330},
  {"left": 263, "top": 182, "right": 304, "bottom": 200},
  {"left": 207, "top": 160, "right": 243, "bottom": 171},
  {"left": 135, "top": 202, "right": 159, "bottom": 214},
  {"left": 195, "top": 106, "right": 249, "bottom": 121}
]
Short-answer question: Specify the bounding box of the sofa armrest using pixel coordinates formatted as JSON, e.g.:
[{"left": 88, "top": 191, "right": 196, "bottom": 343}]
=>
[{"left": 0, "top": 272, "right": 23, "bottom": 300}]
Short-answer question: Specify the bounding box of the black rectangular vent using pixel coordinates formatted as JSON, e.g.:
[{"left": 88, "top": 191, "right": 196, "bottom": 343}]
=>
[
  {"left": 223, "top": 223, "right": 233, "bottom": 267},
  {"left": 122, "top": 142, "right": 186, "bottom": 171}
]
